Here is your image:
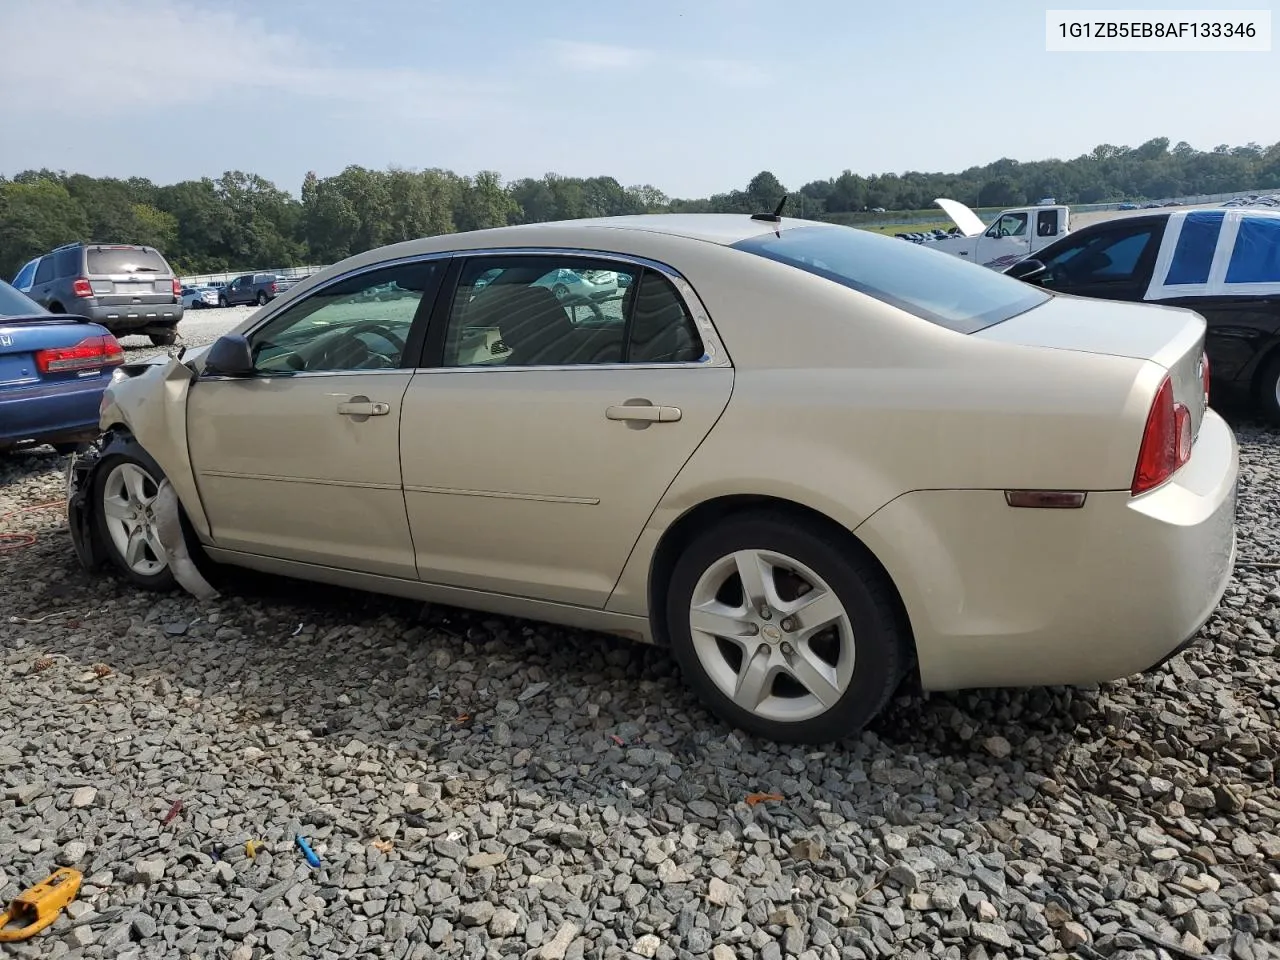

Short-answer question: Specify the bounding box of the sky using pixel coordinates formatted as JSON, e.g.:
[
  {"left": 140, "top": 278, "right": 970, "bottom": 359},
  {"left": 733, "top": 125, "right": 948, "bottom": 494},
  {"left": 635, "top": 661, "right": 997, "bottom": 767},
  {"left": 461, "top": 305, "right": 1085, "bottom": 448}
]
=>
[{"left": 0, "top": 0, "right": 1276, "bottom": 198}]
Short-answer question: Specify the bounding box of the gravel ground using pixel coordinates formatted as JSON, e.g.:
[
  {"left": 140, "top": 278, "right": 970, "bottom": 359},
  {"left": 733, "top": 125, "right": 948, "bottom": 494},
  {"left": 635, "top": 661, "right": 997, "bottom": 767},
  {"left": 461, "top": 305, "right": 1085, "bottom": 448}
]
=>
[
  {"left": 114, "top": 305, "right": 256, "bottom": 361},
  {"left": 3, "top": 408, "right": 1280, "bottom": 959}
]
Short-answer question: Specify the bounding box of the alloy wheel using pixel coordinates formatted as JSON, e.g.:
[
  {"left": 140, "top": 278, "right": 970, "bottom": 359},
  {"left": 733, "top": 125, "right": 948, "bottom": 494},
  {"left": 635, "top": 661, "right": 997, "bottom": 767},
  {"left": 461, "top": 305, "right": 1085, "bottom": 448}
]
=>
[
  {"left": 101, "top": 462, "right": 168, "bottom": 577},
  {"left": 688, "top": 549, "right": 855, "bottom": 723}
]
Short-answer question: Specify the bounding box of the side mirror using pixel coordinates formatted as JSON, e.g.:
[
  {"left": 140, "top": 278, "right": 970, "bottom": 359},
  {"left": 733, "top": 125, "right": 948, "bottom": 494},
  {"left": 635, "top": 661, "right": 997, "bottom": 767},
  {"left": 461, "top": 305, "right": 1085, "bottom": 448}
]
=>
[
  {"left": 1005, "top": 258, "right": 1047, "bottom": 283},
  {"left": 203, "top": 333, "right": 254, "bottom": 377}
]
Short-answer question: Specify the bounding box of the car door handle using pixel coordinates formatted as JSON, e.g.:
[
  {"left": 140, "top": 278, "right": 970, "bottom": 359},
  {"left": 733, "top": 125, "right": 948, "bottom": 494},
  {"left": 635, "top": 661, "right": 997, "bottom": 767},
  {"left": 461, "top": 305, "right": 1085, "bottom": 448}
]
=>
[
  {"left": 606, "top": 403, "right": 681, "bottom": 422},
  {"left": 337, "top": 397, "right": 390, "bottom": 417}
]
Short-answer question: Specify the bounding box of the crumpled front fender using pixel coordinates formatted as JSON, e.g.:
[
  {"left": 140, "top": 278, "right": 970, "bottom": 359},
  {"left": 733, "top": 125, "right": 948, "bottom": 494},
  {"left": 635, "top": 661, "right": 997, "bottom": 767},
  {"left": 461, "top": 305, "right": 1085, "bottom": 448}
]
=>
[
  {"left": 98, "top": 354, "right": 211, "bottom": 540},
  {"left": 65, "top": 432, "right": 220, "bottom": 601}
]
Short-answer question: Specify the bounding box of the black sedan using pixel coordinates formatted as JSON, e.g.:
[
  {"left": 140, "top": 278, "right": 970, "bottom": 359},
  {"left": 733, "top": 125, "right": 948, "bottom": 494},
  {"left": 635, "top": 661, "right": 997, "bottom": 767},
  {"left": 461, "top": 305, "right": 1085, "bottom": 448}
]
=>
[{"left": 1006, "top": 208, "right": 1280, "bottom": 422}]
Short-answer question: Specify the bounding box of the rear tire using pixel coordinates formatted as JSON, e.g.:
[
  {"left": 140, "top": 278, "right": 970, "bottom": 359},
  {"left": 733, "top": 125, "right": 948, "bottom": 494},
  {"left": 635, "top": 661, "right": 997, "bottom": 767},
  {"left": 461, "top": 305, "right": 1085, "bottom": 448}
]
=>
[
  {"left": 664, "top": 511, "right": 907, "bottom": 745},
  {"left": 91, "top": 442, "right": 177, "bottom": 591},
  {"left": 149, "top": 329, "right": 178, "bottom": 347},
  {"left": 53, "top": 442, "right": 90, "bottom": 456},
  {"left": 1256, "top": 353, "right": 1280, "bottom": 425},
  {"left": 256, "top": 291, "right": 268, "bottom": 306}
]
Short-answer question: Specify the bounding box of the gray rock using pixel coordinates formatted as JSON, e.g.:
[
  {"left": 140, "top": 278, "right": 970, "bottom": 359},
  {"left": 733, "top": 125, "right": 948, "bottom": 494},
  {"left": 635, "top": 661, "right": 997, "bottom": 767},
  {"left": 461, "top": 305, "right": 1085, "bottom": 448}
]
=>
[
  {"left": 70, "top": 787, "right": 97, "bottom": 808},
  {"left": 56, "top": 841, "right": 87, "bottom": 866},
  {"left": 131, "top": 859, "right": 165, "bottom": 884},
  {"left": 460, "top": 901, "right": 495, "bottom": 926},
  {"left": 490, "top": 908, "right": 520, "bottom": 937}
]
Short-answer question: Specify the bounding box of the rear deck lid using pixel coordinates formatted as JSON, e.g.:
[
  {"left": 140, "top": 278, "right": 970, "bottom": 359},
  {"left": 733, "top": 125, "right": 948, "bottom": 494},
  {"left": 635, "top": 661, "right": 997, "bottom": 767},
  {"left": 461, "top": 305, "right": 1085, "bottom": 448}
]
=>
[{"left": 974, "top": 293, "right": 1209, "bottom": 438}]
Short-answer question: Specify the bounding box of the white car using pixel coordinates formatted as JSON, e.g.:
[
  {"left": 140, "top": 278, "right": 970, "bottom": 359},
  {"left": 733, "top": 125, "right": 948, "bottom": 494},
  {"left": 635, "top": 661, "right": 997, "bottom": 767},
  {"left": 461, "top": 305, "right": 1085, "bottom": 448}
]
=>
[
  {"left": 181, "top": 286, "right": 220, "bottom": 309},
  {"left": 532, "top": 267, "right": 619, "bottom": 305}
]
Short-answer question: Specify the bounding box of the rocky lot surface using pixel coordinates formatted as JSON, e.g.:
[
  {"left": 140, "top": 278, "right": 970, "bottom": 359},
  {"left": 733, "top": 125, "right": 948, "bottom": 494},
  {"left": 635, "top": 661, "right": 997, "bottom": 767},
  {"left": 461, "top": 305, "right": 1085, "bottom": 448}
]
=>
[{"left": 2, "top": 419, "right": 1280, "bottom": 960}]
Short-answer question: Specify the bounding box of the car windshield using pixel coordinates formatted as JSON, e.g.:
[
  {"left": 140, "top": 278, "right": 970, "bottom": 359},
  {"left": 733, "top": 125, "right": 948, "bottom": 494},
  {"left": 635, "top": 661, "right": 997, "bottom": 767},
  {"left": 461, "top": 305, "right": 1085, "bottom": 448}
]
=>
[
  {"left": 0, "top": 280, "right": 47, "bottom": 318},
  {"left": 732, "top": 224, "right": 1050, "bottom": 333}
]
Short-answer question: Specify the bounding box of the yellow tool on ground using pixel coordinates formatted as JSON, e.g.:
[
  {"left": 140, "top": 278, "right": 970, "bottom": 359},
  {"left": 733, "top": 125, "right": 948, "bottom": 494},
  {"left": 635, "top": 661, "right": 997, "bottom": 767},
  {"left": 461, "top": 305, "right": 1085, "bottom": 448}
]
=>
[
  {"left": 245, "top": 839, "right": 264, "bottom": 859},
  {"left": 0, "top": 868, "right": 82, "bottom": 942}
]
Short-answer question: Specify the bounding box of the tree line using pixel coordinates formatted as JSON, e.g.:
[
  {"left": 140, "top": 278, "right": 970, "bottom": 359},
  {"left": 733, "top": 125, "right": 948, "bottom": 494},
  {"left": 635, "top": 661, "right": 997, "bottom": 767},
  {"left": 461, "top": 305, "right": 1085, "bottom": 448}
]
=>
[{"left": 2, "top": 136, "right": 1278, "bottom": 279}]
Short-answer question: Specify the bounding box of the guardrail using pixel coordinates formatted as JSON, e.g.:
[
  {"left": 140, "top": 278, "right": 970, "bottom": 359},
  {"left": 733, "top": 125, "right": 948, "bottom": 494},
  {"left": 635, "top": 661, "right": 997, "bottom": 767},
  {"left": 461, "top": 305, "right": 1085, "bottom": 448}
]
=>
[
  {"left": 849, "top": 188, "right": 1280, "bottom": 228},
  {"left": 179, "top": 265, "right": 329, "bottom": 287}
]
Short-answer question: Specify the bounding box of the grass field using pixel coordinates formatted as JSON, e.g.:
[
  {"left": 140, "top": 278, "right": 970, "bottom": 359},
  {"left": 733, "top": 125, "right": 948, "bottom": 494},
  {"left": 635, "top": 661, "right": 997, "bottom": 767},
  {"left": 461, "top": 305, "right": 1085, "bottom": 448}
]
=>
[{"left": 856, "top": 220, "right": 954, "bottom": 236}]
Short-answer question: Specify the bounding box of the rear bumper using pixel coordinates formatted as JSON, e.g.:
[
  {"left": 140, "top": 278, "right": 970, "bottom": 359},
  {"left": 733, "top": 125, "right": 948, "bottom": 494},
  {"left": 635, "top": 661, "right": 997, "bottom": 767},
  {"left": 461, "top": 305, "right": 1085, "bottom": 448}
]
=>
[
  {"left": 75, "top": 301, "right": 183, "bottom": 331},
  {"left": 0, "top": 377, "right": 107, "bottom": 447},
  {"left": 856, "top": 409, "right": 1239, "bottom": 691}
]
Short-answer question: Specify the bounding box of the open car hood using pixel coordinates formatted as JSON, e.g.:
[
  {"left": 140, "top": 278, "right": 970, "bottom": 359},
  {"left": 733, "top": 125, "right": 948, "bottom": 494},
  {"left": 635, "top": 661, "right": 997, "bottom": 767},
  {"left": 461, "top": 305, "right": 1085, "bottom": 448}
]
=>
[{"left": 934, "top": 198, "right": 987, "bottom": 237}]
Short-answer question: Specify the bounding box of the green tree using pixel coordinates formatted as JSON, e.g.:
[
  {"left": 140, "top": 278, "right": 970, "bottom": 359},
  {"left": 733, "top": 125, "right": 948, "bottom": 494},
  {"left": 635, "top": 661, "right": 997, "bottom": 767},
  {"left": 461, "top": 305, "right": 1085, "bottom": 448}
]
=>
[{"left": 0, "top": 179, "right": 89, "bottom": 279}]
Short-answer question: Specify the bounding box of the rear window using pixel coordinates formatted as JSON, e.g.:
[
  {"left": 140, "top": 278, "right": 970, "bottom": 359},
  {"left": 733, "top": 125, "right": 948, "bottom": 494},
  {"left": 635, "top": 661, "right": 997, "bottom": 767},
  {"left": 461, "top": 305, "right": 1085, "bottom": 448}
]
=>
[
  {"left": 1226, "top": 215, "right": 1280, "bottom": 284},
  {"left": 731, "top": 225, "right": 1049, "bottom": 333},
  {"left": 86, "top": 247, "right": 170, "bottom": 275},
  {"left": 0, "top": 280, "right": 47, "bottom": 318}
]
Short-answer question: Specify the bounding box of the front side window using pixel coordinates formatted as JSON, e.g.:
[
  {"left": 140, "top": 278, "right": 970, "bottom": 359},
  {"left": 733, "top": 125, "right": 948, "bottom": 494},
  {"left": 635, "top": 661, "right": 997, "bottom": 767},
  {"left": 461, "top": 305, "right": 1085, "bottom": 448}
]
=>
[
  {"left": 441, "top": 257, "right": 704, "bottom": 367},
  {"left": 1041, "top": 225, "right": 1160, "bottom": 283},
  {"left": 732, "top": 225, "right": 1049, "bottom": 334},
  {"left": 247, "top": 261, "right": 441, "bottom": 374},
  {"left": 987, "top": 213, "right": 1028, "bottom": 239}
]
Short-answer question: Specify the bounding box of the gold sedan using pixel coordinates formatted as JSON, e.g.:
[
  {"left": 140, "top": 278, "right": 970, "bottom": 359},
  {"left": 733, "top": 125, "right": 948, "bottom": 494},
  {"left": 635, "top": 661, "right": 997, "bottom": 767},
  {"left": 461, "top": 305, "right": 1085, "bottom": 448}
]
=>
[{"left": 68, "top": 213, "right": 1238, "bottom": 744}]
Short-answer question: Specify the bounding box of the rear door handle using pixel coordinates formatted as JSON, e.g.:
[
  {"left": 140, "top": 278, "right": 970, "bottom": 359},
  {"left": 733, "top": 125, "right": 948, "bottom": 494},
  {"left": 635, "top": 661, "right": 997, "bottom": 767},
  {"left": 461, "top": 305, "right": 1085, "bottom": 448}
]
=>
[
  {"left": 337, "top": 397, "right": 390, "bottom": 418},
  {"left": 606, "top": 403, "right": 682, "bottom": 423}
]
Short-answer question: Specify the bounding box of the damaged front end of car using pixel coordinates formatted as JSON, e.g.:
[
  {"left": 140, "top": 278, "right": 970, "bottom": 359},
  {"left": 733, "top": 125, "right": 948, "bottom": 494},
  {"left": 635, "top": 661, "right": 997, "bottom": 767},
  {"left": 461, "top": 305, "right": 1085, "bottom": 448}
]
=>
[
  {"left": 66, "top": 351, "right": 220, "bottom": 602},
  {"left": 66, "top": 441, "right": 106, "bottom": 573}
]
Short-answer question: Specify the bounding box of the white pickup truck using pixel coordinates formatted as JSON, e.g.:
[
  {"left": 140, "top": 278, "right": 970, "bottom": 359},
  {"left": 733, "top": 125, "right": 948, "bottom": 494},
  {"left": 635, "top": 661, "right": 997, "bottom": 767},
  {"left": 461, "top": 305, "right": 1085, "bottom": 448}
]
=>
[{"left": 922, "top": 199, "right": 1071, "bottom": 270}]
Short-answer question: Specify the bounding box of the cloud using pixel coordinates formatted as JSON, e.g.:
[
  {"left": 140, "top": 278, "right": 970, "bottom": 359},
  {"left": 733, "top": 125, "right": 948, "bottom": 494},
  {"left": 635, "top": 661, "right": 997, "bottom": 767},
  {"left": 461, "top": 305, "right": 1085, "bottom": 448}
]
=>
[
  {"left": 0, "top": 0, "right": 502, "bottom": 123},
  {"left": 549, "top": 41, "right": 654, "bottom": 71},
  {"left": 546, "top": 39, "right": 770, "bottom": 89}
]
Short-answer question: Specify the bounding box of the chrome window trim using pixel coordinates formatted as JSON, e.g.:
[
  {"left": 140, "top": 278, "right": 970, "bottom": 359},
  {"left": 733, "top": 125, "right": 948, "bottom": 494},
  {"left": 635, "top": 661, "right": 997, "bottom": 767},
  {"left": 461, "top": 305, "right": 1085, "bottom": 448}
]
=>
[{"left": 239, "top": 245, "right": 732, "bottom": 372}]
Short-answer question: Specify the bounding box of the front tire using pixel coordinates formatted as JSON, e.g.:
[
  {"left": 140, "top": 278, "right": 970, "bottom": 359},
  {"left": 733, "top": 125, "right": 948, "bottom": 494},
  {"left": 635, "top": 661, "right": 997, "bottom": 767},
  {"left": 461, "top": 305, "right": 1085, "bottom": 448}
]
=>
[
  {"left": 218, "top": 296, "right": 229, "bottom": 308},
  {"left": 664, "top": 512, "right": 907, "bottom": 744},
  {"left": 92, "top": 443, "right": 176, "bottom": 591}
]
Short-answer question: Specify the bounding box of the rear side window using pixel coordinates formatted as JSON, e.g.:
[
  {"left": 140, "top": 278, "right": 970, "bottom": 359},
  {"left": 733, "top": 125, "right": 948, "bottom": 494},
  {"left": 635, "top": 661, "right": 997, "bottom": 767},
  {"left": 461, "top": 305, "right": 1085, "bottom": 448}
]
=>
[
  {"left": 34, "top": 257, "right": 54, "bottom": 284},
  {"left": 0, "top": 280, "right": 44, "bottom": 317},
  {"left": 86, "top": 247, "right": 169, "bottom": 275},
  {"left": 54, "top": 247, "right": 81, "bottom": 277},
  {"left": 1165, "top": 210, "right": 1224, "bottom": 285},
  {"left": 732, "top": 225, "right": 1049, "bottom": 333},
  {"left": 1226, "top": 216, "right": 1280, "bottom": 284}
]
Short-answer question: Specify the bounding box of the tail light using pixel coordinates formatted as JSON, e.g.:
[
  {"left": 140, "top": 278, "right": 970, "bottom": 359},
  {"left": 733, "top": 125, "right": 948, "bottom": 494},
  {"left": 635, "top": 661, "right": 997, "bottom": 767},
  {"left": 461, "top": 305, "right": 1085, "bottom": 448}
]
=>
[
  {"left": 172, "top": 278, "right": 182, "bottom": 297},
  {"left": 1131, "top": 374, "right": 1191, "bottom": 496},
  {"left": 1200, "top": 350, "right": 1211, "bottom": 406},
  {"left": 269, "top": 281, "right": 278, "bottom": 294},
  {"left": 34, "top": 334, "right": 125, "bottom": 374},
  {"left": 71, "top": 278, "right": 93, "bottom": 298}
]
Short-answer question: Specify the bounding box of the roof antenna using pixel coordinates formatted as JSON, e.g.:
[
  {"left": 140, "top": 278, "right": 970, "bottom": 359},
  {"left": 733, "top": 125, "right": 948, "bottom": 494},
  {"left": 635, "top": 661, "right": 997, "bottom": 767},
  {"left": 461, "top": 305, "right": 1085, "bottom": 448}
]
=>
[{"left": 751, "top": 195, "right": 788, "bottom": 223}]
